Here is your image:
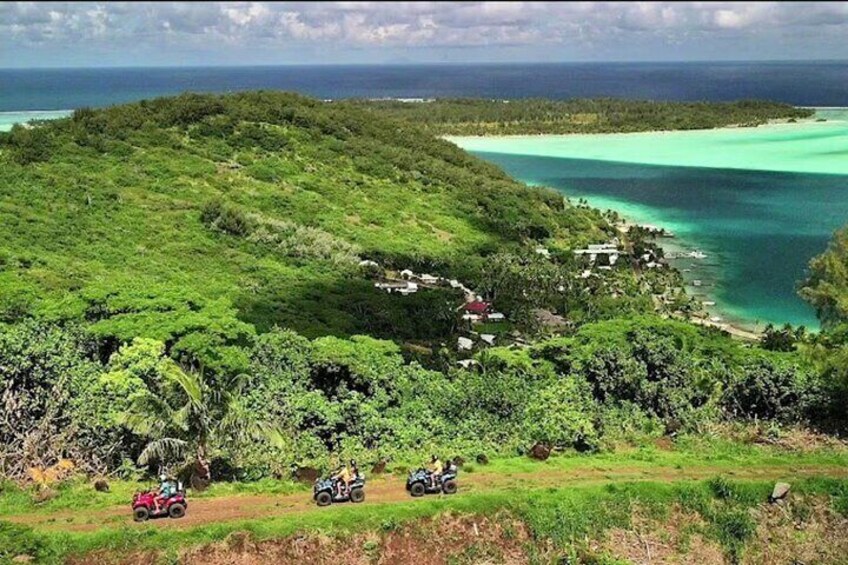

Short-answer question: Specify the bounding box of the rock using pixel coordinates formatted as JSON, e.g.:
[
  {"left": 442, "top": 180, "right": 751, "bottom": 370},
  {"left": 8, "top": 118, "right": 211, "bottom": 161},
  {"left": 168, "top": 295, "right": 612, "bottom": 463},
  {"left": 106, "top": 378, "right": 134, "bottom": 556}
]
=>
[
  {"left": 475, "top": 453, "right": 489, "bottom": 465},
  {"left": 529, "top": 443, "right": 552, "bottom": 461},
  {"left": 664, "top": 419, "right": 683, "bottom": 436},
  {"left": 190, "top": 473, "right": 210, "bottom": 492},
  {"left": 452, "top": 456, "right": 465, "bottom": 467},
  {"left": 769, "top": 482, "right": 791, "bottom": 503},
  {"left": 370, "top": 460, "right": 387, "bottom": 475},
  {"left": 94, "top": 479, "right": 110, "bottom": 492},
  {"left": 32, "top": 488, "right": 57, "bottom": 504},
  {"left": 225, "top": 531, "right": 256, "bottom": 552},
  {"left": 293, "top": 466, "right": 319, "bottom": 484}
]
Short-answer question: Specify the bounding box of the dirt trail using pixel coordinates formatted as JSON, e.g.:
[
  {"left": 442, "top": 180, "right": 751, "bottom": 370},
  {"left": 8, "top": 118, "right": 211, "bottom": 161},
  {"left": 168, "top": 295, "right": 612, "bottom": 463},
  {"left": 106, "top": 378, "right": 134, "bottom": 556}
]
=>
[{"left": 8, "top": 463, "right": 848, "bottom": 533}]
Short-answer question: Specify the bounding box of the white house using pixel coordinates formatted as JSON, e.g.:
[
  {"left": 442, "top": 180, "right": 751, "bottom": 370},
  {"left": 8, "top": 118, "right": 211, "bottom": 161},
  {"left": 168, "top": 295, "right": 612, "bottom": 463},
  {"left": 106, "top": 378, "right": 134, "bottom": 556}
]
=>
[
  {"left": 419, "top": 274, "right": 440, "bottom": 285},
  {"left": 487, "top": 312, "right": 506, "bottom": 322},
  {"left": 457, "top": 337, "right": 474, "bottom": 351}
]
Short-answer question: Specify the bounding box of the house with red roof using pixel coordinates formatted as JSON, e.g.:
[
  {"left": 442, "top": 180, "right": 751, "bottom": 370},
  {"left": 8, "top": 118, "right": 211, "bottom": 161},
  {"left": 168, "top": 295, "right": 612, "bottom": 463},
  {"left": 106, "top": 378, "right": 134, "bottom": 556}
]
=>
[{"left": 463, "top": 300, "right": 491, "bottom": 315}]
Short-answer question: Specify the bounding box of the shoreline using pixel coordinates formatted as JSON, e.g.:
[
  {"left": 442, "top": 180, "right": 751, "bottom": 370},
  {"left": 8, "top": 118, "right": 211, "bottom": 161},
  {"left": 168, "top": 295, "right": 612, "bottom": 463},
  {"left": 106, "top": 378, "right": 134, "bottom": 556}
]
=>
[{"left": 614, "top": 218, "right": 763, "bottom": 340}]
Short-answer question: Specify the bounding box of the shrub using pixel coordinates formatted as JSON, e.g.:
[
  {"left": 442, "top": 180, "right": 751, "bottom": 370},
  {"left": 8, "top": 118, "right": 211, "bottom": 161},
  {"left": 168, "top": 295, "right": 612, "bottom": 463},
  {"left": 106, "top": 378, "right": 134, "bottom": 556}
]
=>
[
  {"left": 523, "top": 377, "right": 599, "bottom": 451},
  {"left": 723, "top": 357, "right": 814, "bottom": 421},
  {"left": 200, "top": 199, "right": 254, "bottom": 236},
  {"left": 0, "top": 521, "right": 55, "bottom": 562},
  {"left": 6, "top": 124, "right": 55, "bottom": 165}
]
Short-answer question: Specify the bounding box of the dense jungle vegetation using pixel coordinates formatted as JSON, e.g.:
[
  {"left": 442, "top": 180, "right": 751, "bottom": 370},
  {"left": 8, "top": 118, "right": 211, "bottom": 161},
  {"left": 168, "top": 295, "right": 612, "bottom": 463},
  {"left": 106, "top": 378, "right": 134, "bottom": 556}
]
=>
[
  {"left": 0, "top": 92, "right": 844, "bottom": 488},
  {"left": 347, "top": 98, "right": 814, "bottom": 135}
]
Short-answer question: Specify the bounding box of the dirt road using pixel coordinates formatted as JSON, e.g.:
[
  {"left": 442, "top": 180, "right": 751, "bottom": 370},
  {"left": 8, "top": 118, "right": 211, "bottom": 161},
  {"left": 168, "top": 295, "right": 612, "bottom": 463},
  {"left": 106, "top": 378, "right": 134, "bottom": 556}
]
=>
[{"left": 8, "top": 462, "right": 847, "bottom": 533}]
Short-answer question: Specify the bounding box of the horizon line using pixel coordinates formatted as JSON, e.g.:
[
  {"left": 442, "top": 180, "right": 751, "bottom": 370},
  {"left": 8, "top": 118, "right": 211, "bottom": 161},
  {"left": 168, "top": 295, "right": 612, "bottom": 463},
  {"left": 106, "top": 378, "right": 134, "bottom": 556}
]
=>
[{"left": 2, "top": 58, "right": 848, "bottom": 71}]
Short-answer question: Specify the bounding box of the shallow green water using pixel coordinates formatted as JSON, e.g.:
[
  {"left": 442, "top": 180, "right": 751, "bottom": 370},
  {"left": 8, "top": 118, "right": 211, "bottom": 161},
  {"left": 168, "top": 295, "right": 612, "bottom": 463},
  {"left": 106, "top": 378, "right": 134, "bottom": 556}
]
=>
[
  {"left": 0, "top": 110, "right": 71, "bottom": 132},
  {"left": 450, "top": 120, "right": 848, "bottom": 176},
  {"left": 451, "top": 119, "right": 848, "bottom": 329}
]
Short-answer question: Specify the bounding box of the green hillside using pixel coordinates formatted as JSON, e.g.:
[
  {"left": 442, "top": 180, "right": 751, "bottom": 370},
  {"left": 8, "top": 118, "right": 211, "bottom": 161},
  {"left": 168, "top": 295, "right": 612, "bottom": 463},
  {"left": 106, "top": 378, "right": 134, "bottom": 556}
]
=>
[
  {"left": 2, "top": 92, "right": 846, "bottom": 509},
  {"left": 0, "top": 92, "right": 611, "bottom": 349}
]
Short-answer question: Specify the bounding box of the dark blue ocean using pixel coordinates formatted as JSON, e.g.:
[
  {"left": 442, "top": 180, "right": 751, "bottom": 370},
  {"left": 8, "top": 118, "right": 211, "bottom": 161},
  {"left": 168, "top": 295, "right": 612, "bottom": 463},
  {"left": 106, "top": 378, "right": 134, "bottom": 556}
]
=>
[{"left": 2, "top": 61, "right": 848, "bottom": 111}]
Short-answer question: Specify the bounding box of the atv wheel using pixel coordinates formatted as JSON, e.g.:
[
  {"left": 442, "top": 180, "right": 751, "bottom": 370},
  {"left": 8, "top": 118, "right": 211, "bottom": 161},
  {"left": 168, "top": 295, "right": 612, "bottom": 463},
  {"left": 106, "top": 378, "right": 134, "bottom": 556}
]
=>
[
  {"left": 133, "top": 507, "right": 150, "bottom": 522},
  {"left": 350, "top": 487, "right": 365, "bottom": 503},
  {"left": 442, "top": 480, "right": 458, "bottom": 495},
  {"left": 316, "top": 491, "right": 332, "bottom": 507},
  {"left": 410, "top": 482, "right": 426, "bottom": 497},
  {"left": 168, "top": 503, "right": 186, "bottom": 519}
]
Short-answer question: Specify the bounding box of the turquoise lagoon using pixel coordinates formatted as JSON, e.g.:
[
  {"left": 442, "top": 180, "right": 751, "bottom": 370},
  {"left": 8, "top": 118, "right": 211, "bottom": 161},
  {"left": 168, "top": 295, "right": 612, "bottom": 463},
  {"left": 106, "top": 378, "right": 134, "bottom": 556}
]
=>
[
  {"left": 450, "top": 118, "right": 848, "bottom": 329},
  {"left": 0, "top": 110, "right": 72, "bottom": 132}
]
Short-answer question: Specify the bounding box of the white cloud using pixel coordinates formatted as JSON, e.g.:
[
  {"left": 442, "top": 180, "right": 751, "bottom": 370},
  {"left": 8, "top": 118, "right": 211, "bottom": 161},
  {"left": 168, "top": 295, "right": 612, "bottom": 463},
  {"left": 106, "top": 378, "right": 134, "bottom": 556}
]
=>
[{"left": 1, "top": 2, "right": 846, "bottom": 62}]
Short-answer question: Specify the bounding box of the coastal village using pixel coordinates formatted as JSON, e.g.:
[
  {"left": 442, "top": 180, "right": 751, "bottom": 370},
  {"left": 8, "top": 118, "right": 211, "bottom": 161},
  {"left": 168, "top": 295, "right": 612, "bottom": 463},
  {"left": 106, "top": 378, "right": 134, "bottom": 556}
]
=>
[
  {"left": 365, "top": 214, "right": 756, "bottom": 366},
  {"left": 366, "top": 217, "right": 697, "bottom": 364}
]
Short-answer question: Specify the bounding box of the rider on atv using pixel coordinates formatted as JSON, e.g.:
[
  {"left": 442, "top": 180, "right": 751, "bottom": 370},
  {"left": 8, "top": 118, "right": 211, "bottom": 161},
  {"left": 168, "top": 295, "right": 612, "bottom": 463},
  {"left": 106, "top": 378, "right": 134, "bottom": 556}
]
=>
[
  {"left": 331, "top": 461, "right": 355, "bottom": 498},
  {"left": 152, "top": 474, "right": 176, "bottom": 514},
  {"left": 428, "top": 455, "right": 443, "bottom": 488}
]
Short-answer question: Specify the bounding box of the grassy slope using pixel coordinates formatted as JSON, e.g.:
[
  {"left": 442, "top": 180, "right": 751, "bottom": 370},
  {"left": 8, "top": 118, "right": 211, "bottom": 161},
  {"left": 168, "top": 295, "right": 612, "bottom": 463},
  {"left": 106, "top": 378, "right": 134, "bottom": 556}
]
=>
[{"left": 0, "top": 92, "right": 606, "bottom": 340}]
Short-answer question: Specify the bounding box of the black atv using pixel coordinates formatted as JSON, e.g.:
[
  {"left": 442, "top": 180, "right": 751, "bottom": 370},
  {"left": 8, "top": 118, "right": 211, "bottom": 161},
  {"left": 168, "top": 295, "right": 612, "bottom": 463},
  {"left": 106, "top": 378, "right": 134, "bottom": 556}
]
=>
[
  {"left": 406, "top": 462, "right": 458, "bottom": 497},
  {"left": 313, "top": 474, "right": 366, "bottom": 506}
]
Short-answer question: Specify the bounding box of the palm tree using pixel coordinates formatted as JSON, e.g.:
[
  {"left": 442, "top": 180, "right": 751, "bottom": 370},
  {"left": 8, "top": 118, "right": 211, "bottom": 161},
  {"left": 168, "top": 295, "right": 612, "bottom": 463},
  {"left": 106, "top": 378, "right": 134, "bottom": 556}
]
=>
[{"left": 124, "top": 363, "right": 258, "bottom": 488}]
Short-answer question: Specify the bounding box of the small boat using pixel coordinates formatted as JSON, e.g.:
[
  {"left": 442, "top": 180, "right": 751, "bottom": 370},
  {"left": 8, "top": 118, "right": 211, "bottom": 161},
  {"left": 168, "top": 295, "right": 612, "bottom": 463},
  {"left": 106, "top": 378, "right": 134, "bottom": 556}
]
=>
[
  {"left": 692, "top": 280, "right": 703, "bottom": 287},
  {"left": 702, "top": 301, "right": 716, "bottom": 306},
  {"left": 687, "top": 250, "right": 707, "bottom": 259}
]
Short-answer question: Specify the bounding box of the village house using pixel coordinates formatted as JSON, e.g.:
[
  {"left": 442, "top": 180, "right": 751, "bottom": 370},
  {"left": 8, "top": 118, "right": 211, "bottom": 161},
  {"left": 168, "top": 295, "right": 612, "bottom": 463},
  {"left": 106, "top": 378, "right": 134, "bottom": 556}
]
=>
[
  {"left": 463, "top": 300, "right": 491, "bottom": 316},
  {"left": 480, "top": 334, "right": 496, "bottom": 345},
  {"left": 574, "top": 242, "right": 620, "bottom": 265},
  {"left": 419, "top": 273, "right": 440, "bottom": 285},
  {"left": 374, "top": 281, "right": 418, "bottom": 294}
]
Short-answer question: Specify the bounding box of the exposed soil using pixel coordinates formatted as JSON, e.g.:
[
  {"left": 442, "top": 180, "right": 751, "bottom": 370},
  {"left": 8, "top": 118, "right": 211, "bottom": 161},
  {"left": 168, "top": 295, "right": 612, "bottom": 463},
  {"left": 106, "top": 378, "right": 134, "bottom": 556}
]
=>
[
  {"left": 76, "top": 513, "right": 537, "bottom": 565},
  {"left": 9, "top": 463, "right": 848, "bottom": 533},
  {"left": 743, "top": 497, "right": 848, "bottom": 564},
  {"left": 68, "top": 496, "right": 848, "bottom": 565},
  {"left": 594, "top": 504, "right": 726, "bottom": 565},
  {"left": 587, "top": 497, "right": 848, "bottom": 565}
]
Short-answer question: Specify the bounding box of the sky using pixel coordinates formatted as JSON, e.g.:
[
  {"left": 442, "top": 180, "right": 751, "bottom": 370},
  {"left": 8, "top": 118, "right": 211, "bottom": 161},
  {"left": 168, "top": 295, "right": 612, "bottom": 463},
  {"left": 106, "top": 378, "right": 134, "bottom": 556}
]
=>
[{"left": 2, "top": 1, "right": 848, "bottom": 68}]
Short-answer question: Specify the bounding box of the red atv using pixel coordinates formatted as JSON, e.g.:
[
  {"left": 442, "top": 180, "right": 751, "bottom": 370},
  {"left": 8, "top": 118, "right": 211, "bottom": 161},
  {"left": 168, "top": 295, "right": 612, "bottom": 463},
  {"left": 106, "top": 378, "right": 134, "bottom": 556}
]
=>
[{"left": 132, "top": 485, "right": 188, "bottom": 522}]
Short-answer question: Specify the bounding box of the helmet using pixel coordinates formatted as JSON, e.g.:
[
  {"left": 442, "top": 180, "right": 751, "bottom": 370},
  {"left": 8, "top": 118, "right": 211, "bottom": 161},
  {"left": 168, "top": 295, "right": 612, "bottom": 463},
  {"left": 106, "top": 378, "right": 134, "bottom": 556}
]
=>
[
  {"left": 349, "top": 459, "right": 357, "bottom": 468},
  {"left": 431, "top": 454, "right": 437, "bottom": 462},
  {"left": 159, "top": 474, "right": 167, "bottom": 482}
]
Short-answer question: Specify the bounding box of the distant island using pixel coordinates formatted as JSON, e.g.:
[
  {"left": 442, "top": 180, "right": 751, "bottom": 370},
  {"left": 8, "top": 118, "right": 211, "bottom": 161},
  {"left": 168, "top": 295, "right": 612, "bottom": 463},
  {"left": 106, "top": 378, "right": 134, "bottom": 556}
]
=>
[{"left": 348, "top": 98, "right": 813, "bottom": 135}]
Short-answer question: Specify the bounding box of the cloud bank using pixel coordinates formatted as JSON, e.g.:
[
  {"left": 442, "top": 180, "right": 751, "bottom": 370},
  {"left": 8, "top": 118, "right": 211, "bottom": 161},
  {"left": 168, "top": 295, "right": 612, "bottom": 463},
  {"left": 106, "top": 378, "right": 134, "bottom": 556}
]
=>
[{"left": 3, "top": 2, "right": 847, "bottom": 67}]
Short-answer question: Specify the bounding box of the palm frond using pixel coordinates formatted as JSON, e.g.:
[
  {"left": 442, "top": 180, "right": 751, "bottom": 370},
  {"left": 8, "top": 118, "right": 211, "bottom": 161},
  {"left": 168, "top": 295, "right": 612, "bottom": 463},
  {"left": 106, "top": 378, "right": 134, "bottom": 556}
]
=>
[
  {"left": 163, "top": 362, "right": 203, "bottom": 406},
  {"left": 122, "top": 394, "right": 176, "bottom": 436},
  {"left": 138, "top": 437, "right": 188, "bottom": 466}
]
